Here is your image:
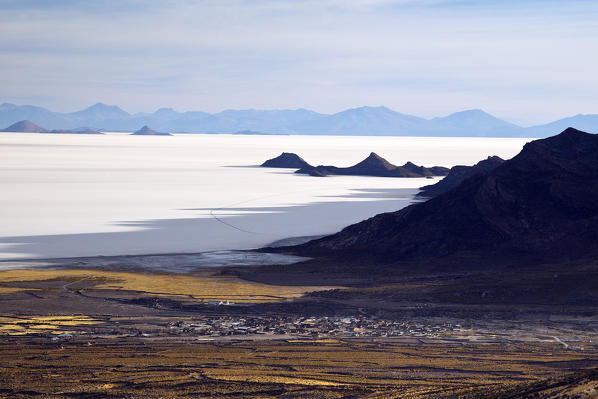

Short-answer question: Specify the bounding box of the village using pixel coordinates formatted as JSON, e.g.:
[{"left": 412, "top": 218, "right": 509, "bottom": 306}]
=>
[{"left": 163, "top": 315, "right": 459, "bottom": 339}]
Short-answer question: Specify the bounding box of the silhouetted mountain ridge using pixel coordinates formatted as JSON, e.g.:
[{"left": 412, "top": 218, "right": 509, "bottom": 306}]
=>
[
  {"left": 295, "top": 152, "right": 449, "bottom": 177},
  {"left": 418, "top": 156, "right": 505, "bottom": 198},
  {"left": 287, "top": 128, "right": 598, "bottom": 264},
  {"left": 2, "top": 102, "right": 597, "bottom": 137}
]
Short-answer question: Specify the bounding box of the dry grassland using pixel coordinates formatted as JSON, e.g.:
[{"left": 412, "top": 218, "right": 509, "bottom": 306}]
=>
[
  {"left": 0, "top": 268, "right": 339, "bottom": 303},
  {"left": 0, "top": 338, "right": 596, "bottom": 398}
]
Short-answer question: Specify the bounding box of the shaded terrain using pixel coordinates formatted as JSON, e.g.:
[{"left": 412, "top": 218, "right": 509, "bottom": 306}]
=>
[
  {"left": 283, "top": 128, "right": 598, "bottom": 265},
  {"left": 418, "top": 155, "right": 505, "bottom": 198}
]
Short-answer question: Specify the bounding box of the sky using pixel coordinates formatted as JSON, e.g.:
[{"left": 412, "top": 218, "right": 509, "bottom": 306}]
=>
[{"left": 0, "top": 0, "right": 597, "bottom": 125}]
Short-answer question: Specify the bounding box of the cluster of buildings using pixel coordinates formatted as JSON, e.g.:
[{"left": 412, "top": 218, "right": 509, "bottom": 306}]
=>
[{"left": 167, "top": 316, "right": 457, "bottom": 338}]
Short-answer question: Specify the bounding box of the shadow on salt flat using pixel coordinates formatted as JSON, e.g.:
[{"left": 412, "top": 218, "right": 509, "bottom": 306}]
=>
[{"left": 0, "top": 188, "right": 421, "bottom": 264}]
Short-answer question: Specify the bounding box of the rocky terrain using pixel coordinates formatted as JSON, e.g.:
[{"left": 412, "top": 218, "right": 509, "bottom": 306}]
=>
[
  {"left": 132, "top": 125, "right": 172, "bottom": 136},
  {"left": 284, "top": 128, "right": 598, "bottom": 266},
  {"left": 2, "top": 127, "right": 597, "bottom": 398},
  {"left": 261, "top": 152, "right": 311, "bottom": 168},
  {"left": 418, "top": 155, "right": 505, "bottom": 197},
  {"left": 295, "top": 152, "right": 449, "bottom": 177}
]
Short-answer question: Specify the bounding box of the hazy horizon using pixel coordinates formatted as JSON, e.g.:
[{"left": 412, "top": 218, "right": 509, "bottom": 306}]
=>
[{"left": 1, "top": 0, "right": 597, "bottom": 125}]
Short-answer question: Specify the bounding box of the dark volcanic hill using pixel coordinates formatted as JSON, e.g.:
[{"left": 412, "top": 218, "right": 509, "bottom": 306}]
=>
[
  {"left": 1, "top": 120, "right": 48, "bottom": 133},
  {"left": 418, "top": 156, "right": 505, "bottom": 198},
  {"left": 295, "top": 152, "right": 449, "bottom": 178},
  {"left": 287, "top": 128, "right": 598, "bottom": 264},
  {"left": 261, "top": 152, "right": 312, "bottom": 168},
  {"left": 132, "top": 125, "right": 171, "bottom": 136}
]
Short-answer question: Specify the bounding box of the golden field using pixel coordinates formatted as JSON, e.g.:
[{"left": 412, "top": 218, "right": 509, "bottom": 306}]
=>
[
  {"left": 0, "top": 268, "right": 339, "bottom": 303},
  {"left": 0, "top": 338, "right": 596, "bottom": 398}
]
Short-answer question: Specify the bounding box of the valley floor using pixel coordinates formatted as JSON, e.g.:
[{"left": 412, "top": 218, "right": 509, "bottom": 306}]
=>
[{"left": 0, "top": 264, "right": 597, "bottom": 398}]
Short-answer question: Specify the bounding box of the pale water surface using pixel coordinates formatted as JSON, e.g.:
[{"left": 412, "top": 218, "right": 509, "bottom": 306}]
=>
[{"left": 0, "top": 133, "right": 531, "bottom": 260}]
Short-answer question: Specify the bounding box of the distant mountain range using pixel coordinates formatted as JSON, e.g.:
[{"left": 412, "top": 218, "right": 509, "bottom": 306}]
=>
[{"left": 1, "top": 102, "right": 597, "bottom": 137}]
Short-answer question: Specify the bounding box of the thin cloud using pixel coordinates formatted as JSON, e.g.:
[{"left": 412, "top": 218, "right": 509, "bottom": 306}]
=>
[{"left": 0, "top": 0, "right": 596, "bottom": 122}]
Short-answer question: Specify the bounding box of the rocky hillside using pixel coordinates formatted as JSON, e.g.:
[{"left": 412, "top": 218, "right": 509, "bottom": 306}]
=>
[
  {"left": 418, "top": 156, "right": 505, "bottom": 198},
  {"left": 288, "top": 128, "right": 598, "bottom": 264}
]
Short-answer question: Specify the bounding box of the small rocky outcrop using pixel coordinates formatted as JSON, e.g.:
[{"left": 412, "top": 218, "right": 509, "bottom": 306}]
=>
[
  {"left": 132, "top": 126, "right": 172, "bottom": 136},
  {"left": 418, "top": 156, "right": 505, "bottom": 198},
  {"left": 1, "top": 120, "right": 48, "bottom": 133},
  {"left": 261, "top": 152, "right": 312, "bottom": 168}
]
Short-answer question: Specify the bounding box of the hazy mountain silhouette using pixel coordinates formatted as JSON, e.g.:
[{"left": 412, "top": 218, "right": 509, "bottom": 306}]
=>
[
  {"left": 131, "top": 125, "right": 171, "bottom": 136},
  {"left": 527, "top": 114, "right": 598, "bottom": 137},
  {"left": 49, "top": 128, "right": 103, "bottom": 134},
  {"left": 427, "top": 109, "right": 524, "bottom": 137},
  {"left": 1, "top": 102, "right": 597, "bottom": 137},
  {"left": 1, "top": 120, "right": 48, "bottom": 132},
  {"left": 288, "top": 106, "right": 425, "bottom": 136},
  {"left": 0, "top": 120, "right": 103, "bottom": 134},
  {"left": 69, "top": 102, "right": 129, "bottom": 121},
  {"left": 0, "top": 103, "right": 70, "bottom": 128},
  {"left": 286, "top": 128, "right": 598, "bottom": 265}
]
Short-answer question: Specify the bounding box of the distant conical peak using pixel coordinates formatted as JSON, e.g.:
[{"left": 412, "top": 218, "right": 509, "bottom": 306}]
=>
[
  {"left": 365, "top": 152, "right": 392, "bottom": 162},
  {"left": 135, "top": 125, "right": 157, "bottom": 133},
  {"left": 1, "top": 120, "right": 48, "bottom": 132},
  {"left": 355, "top": 152, "right": 396, "bottom": 171}
]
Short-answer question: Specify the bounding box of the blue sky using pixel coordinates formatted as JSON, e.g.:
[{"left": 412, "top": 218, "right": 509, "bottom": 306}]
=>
[{"left": 0, "top": 0, "right": 597, "bottom": 124}]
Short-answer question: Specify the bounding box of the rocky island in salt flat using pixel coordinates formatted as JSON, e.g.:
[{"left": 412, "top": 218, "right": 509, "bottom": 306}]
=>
[
  {"left": 261, "top": 151, "right": 449, "bottom": 178},
  {"left": 294, "top": 152, "right": 450, "bottom": 178},
  {"left": 261, "top": 152, "right": 312, "bottom": 168},
  {"left": 131, "top": 125, "right": 172, "bottom": 136},
  {"left": 1, "top": 120, "right": 102, "bottom": 134},
  {"left": 1, "top": 120, "right": 49, "bottom": 133}
]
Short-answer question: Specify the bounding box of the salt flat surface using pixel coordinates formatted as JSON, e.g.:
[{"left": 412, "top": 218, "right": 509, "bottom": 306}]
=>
[{"left": 0, "top": 133, "right": 530, "bottom": 260}]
